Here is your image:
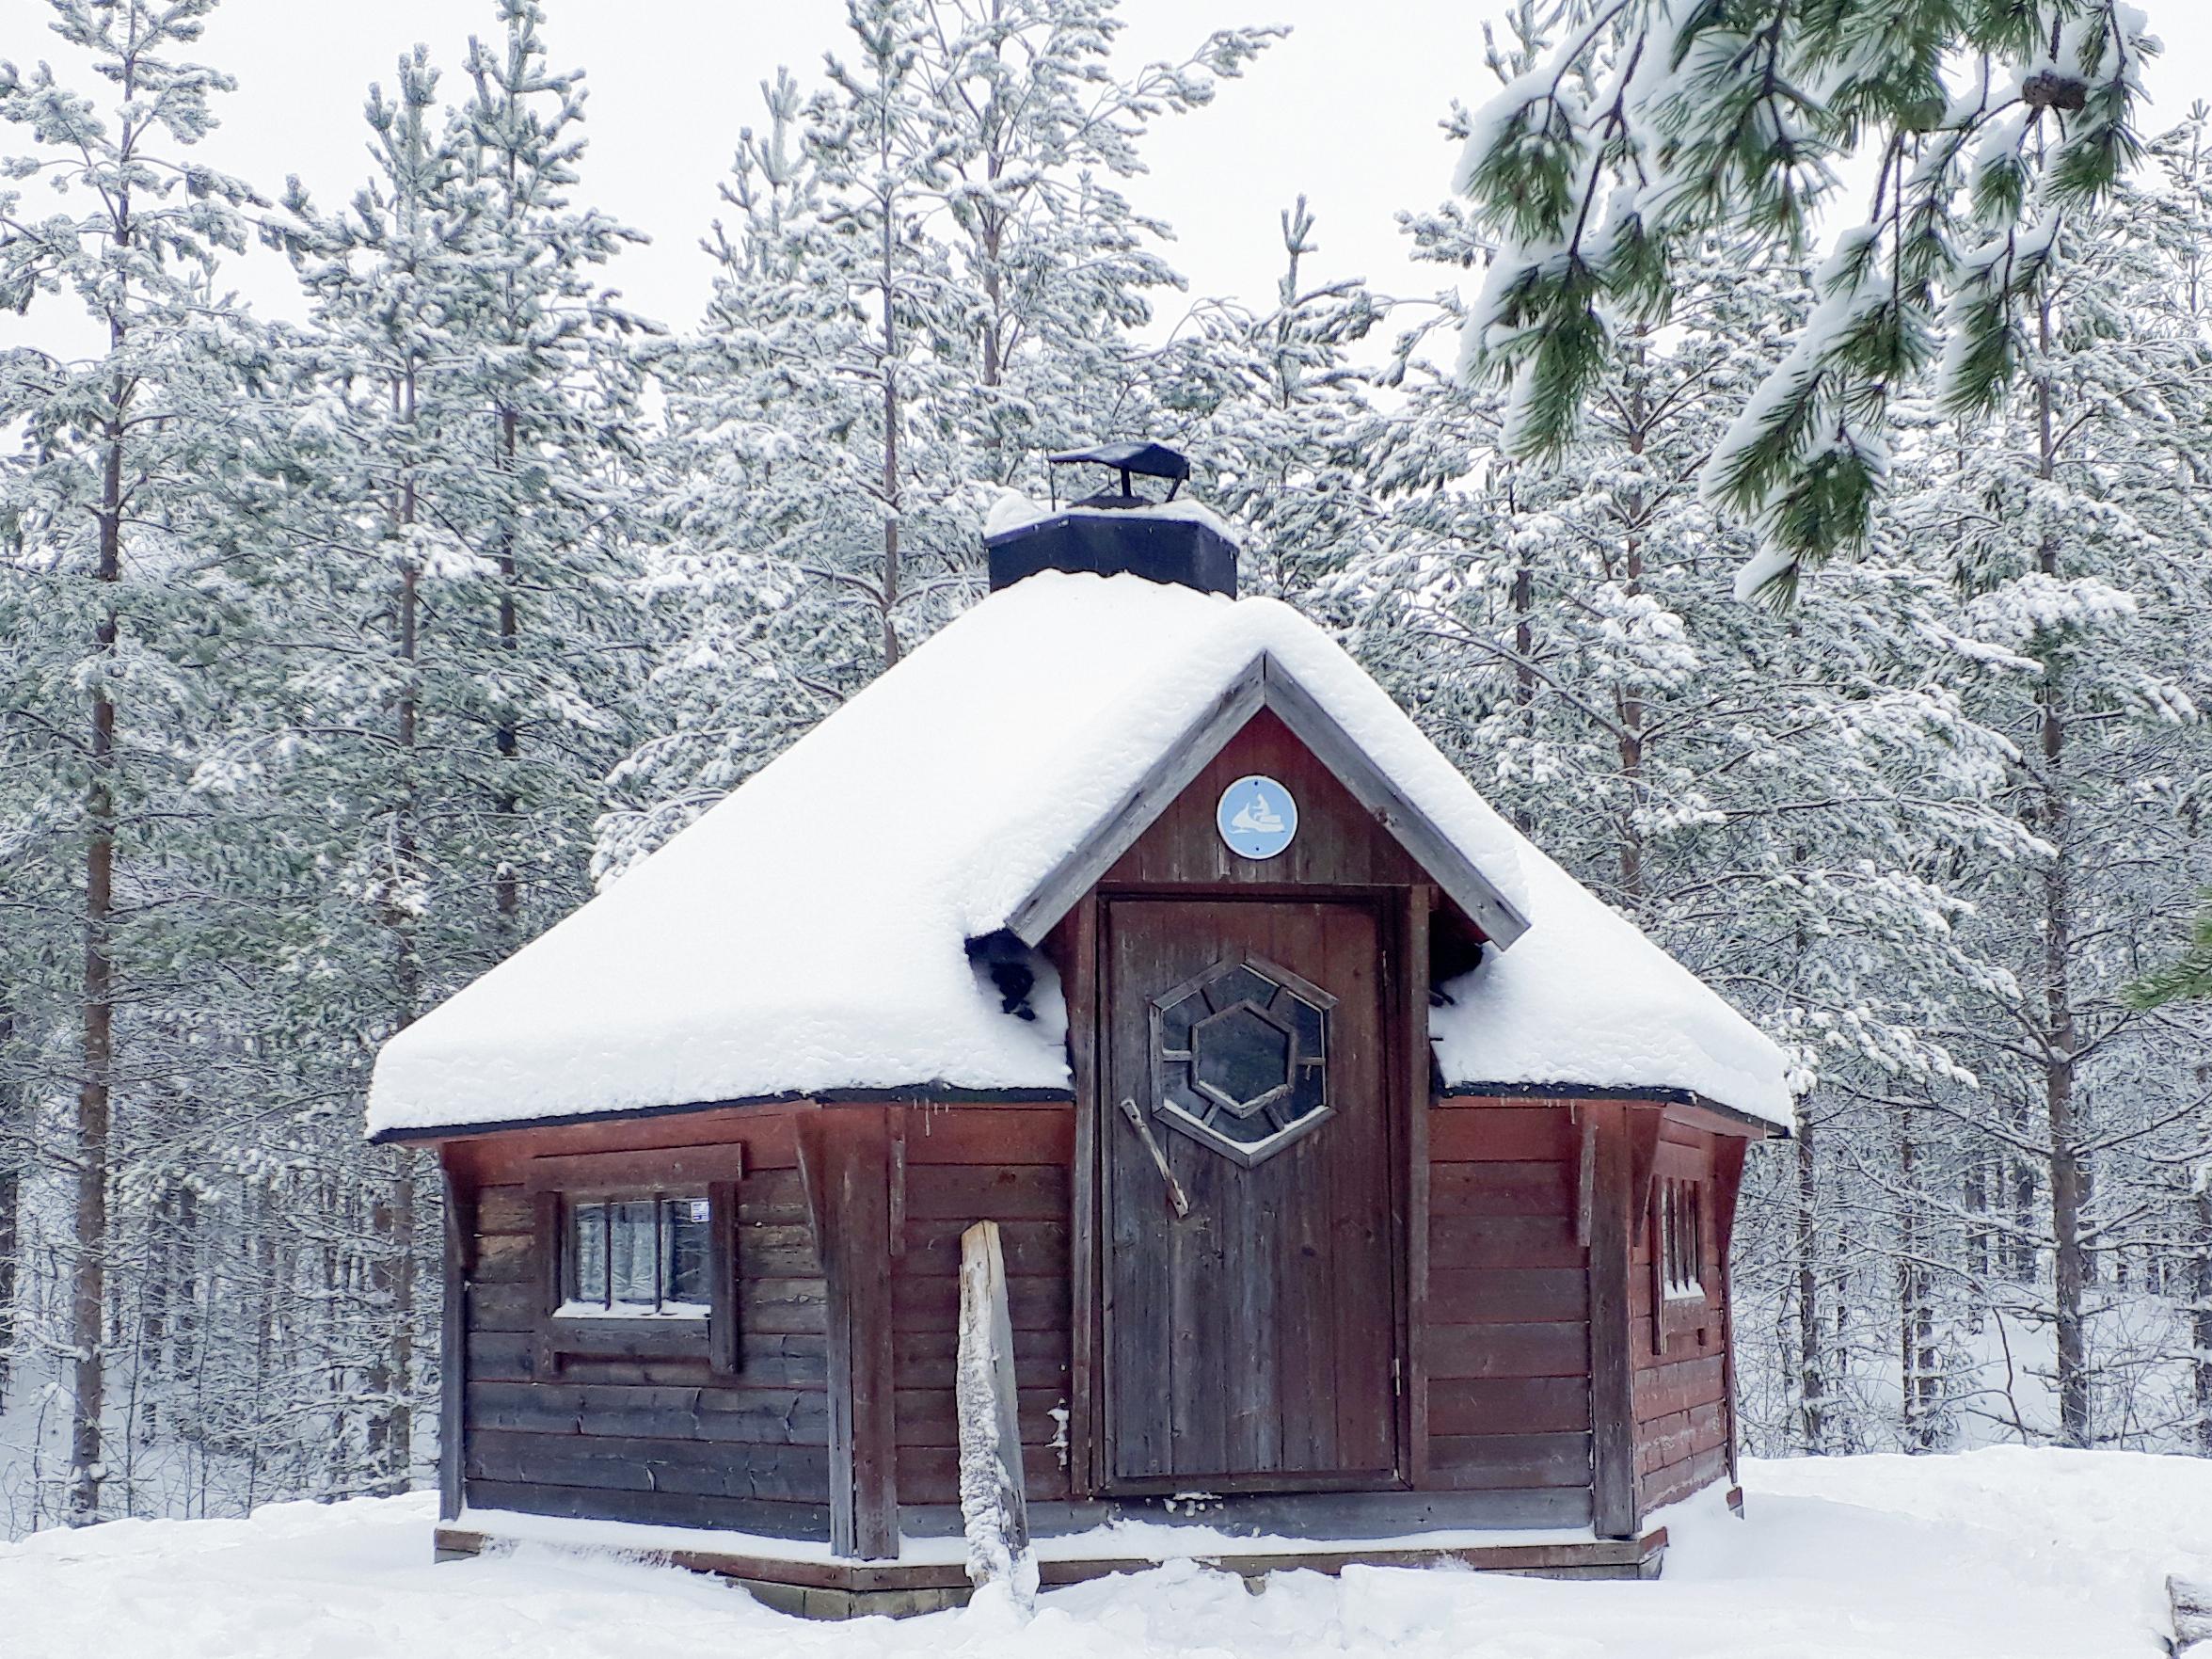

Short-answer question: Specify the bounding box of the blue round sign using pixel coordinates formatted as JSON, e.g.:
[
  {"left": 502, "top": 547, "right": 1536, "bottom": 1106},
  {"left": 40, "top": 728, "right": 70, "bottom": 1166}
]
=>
[{"left": 1217, "top": 774, "right": 1298, "bottom": 860}]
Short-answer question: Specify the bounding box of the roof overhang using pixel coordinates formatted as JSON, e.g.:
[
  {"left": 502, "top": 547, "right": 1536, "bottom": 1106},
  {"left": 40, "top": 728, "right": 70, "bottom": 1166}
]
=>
[{"left": 998, "top": 651, "right": 1532, "bottom": 950}]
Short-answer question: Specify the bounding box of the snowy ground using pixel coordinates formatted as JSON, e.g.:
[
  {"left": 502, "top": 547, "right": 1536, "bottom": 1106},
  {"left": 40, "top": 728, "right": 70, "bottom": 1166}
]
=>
[{"left": 0, "top": 1448, "right": 2204, "bottom": 1658}]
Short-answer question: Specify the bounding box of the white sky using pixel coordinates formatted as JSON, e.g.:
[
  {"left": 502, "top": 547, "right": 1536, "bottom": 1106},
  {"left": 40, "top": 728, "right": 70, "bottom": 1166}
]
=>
[{"left": 4, "top": 1, "right": 2211, "bottom": 353}]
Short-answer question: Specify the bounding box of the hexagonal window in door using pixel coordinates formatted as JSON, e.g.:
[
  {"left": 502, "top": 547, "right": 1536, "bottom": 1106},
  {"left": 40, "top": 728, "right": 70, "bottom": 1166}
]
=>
[{"left": 1150, "top": 953, "right": 1334, "bottom": 1167}]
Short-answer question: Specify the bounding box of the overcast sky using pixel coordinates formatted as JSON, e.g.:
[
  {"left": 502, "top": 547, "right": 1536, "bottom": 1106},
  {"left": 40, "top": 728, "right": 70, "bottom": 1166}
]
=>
[{"left": 4, "top": 0, "right": 2211, "bottom": 353}]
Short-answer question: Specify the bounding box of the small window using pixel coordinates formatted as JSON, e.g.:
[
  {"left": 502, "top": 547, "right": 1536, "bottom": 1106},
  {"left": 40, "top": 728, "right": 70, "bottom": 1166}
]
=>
[
  {"left": 1660, "top": 1177, "right": 1704, "bottom": 1301},
  {"left": 560, "top": 1194, "right": 713, "bottom": 1318}
]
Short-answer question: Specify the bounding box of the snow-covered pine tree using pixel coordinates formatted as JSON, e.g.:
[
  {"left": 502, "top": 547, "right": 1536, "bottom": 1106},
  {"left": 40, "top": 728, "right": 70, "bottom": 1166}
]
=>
[
  {"left": 0, "top": 0, "right": 262, "bottom": 1523},
  {"left": 1453, "top": 1, "right": 2158, "bottom": 598},
  {"left": 1887, "top": 119, "right": 2212, "bottom": 1449},
  {"left": 603, "top": 0, "right": 1278, "bottom": 871},
  {"left": 242, "top": 4, "right": 651, "bottom": 1493},
  {"left": 1152, "top": 197, "right": 1384, "bottom": 602}
]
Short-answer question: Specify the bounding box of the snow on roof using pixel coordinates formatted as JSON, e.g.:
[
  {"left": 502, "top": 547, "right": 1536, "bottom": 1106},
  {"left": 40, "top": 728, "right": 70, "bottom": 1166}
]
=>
[{"left": 366, "top": 572, "right": 1795, "bottom": 1138}]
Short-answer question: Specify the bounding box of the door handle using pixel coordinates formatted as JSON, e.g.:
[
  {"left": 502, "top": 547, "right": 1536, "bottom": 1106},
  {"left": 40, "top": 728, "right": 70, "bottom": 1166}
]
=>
[{"left": 1118, "top": 1096, "right": 1191, "bottom": 1220}]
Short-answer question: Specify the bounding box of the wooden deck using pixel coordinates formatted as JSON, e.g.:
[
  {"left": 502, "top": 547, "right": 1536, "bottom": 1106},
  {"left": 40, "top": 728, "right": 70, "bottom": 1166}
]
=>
[{"left": 433, "top": 1516, "right": 1671, "bottom": 1619}]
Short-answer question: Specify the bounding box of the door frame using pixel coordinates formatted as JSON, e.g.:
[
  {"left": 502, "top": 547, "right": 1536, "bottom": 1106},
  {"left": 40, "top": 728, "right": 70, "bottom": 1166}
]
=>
[{"left": 1067, "top": 885, "right": 1426, "bottom": 1499}]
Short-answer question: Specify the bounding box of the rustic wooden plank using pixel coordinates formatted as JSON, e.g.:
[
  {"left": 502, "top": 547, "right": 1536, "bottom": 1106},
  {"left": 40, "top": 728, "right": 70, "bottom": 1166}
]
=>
[
  {"left": 894, "top": 1326, "right": 1071, "bottom": 1378},
  {"left": 1426, "top": 1429, "right": 1593, "bottom": 1490},
  {"left": 1426, "top": 1321, "right": 1591, "bottom": 1380},
  {"left": 738, "top": 1223, "right": 820, "bottom": 1279},
  {"left": 1429, "top": 1106, "right": 1577, "bottom": 1163},
  {"left": 467, "top": 1428, "right": 830, "bottom": 1502},
  {"left": 900, "top": 1163, "right": 1070, "bottom": 1222},
  {"left": 1432, "top": 1160, "right": 1576, "bottom": 1216},
  {"left": 468, "top": 1331, "right": 832, "bottom": 1389},
  {"left": 1399, "top": 885, "right": 1430, "bottom": 1487},
  {"left": 896, "top": 1219, "right": 1068, "bottom": 1278},
  {"left": 893, "top": 1444, "right": 1072, "bottom": 1507},
  {"left": 1711, "top": 1131, "right": 1748, "bottom": 1484},
  {"left": 1426, "top": 1267, "right": 1590, "bottom": 1324},
  {"left": 468, "top": 1281, "right": 543, "bottom": 1334},
  {"left": 846, "top": 1111, "right": 900, "bottom": 1560},
  {"left": 1429, "top": 1216, "right": 1585, "bottom": 1269},
  {"left": 1587, "top": 1102, "right": 1637, "bottom": 1539},
  {"left": 459, "top": 1476, "right": 830, "bottom": 1539},
  {"left": 475, "top": 1185, "right": 533, "bottom": 1236},
  {"left": 531, "top": 1189, "right": 562, "bottom": 1376},
  {"left": 899, "top": 1108, "right": 1074, "bottom": 1166},
  {"left": 1427, "top": 1376, "right": 1592, "bottom": 1436},
  {"left": 440, "top": 1157, "right": 473, "bottom": 1522},
  {"left": 1060, "top": 893, "right": 1101, "bottom": 1499},
  {"left": 471, "top": 1231, "right": 533, "bottom": 1286},
  {"left": 522, "top": 1144, "right": 750, "bottom": 1193},
  {"left": 894, "top": 1386, "right": 1068, "bottom": 1449},
  {"left": 891, "top": 1275, "right": 1069, "bottom": 1334},
  {"left": 708, "top": 1176, "right": 740, "bottom": 1376}
]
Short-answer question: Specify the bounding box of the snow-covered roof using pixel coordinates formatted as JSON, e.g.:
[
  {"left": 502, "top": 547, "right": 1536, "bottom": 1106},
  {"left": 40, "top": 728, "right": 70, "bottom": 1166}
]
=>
[{"left": 366, "top": 573, "right": 1795, "bottom": 1138}]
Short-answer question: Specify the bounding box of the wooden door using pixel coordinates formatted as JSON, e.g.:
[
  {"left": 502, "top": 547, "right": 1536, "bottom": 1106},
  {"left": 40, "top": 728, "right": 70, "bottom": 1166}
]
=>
[{"left": 1101, "top": 899, "right": 1398, "bottom": 1492}]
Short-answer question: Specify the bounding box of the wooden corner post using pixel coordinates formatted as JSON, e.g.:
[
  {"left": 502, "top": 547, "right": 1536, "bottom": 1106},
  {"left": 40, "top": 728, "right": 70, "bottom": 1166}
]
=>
[
  {"left": 798, "top": 1109, "right": 900, "bottom": 1559},
  {"left": 1586, "top": 1103, "right": 1640, "bottom": 1539}
]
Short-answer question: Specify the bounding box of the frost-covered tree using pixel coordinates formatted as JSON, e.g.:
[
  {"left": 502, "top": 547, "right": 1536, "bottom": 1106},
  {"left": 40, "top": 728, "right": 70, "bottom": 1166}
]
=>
[
  {"left": 1455, "top": 0, "right": 2158, "bottom": 597},
  {"left": 602, "top": 0, "right": 1278, "bottom": 870},
  {"left": 0, "top": 0, "right": 261, "bottom": 1523},
  {"left": 234, "top": 2, "right": 650, "bottom": 1494}
]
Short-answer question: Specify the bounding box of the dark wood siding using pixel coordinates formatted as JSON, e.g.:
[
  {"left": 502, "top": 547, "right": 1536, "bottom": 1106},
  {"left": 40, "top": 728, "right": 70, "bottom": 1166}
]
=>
[
  {"left": 450, "top": 1110, "right": 835, "bottom": 1538},
  {"left": 1423, "top": 1099, "right": 1592, "bottom": 1519},
  {"left": 889, "top": 1104, "right": 1075, "bottom": 1507},
  {"left": 1631, "top": 1121, "right": 1733, "bottom": 1511}
]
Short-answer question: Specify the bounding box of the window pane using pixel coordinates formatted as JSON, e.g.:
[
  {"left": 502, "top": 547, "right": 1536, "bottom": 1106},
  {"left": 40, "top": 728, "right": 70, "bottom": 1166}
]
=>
[
  {"left": 609, "top": 1200, "right": 658, "bottom": 1305},
  {"left": 573, "top": 1202, "right": 608, "bottom": 1305},
  {"left": 664, "top": 1196, "right": 710, "bottom": 1306}
]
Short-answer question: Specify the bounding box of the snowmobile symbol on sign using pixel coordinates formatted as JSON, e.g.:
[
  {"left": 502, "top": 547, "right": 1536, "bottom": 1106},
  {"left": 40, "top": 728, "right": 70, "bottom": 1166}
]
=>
[{"left": 1217, "top": 774, "right": 1297, "bottom": 859}]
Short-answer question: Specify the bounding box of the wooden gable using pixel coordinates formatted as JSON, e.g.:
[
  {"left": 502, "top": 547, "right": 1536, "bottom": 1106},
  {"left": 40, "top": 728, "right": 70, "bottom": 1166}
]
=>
[
  {"left": 1004, "top": 653, "right": 1528, "bottom": 948},
  {"left": 1105, "top": 707, "right": 1428, "bottom": 890}
]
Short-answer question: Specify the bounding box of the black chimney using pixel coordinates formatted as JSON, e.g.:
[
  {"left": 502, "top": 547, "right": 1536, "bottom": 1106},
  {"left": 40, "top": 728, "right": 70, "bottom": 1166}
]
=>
[{"left": 984, "top": 440, "right": 1238, "bottom": 597}]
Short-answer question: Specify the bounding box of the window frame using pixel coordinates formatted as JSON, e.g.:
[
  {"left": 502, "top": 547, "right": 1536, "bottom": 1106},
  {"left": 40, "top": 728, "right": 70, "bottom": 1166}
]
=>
[
  {"left": 522, "top": 1145, "right": 743, "bottom": 1376},
  {"left": 1651, "top": 1168, "right": 1713, "bottom": 1350}
]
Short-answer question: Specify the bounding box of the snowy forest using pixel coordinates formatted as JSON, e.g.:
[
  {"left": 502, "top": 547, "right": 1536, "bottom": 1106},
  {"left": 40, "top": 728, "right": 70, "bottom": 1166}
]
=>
[{"left": 1, "top": 0, "right": 2209, "bottom": 1539}]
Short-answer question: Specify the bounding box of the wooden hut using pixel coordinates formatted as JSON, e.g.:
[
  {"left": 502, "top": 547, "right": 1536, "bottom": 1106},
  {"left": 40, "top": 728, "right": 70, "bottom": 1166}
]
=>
[{"left": 371, "top": 444, "right": 1794, "bottom": 1615}]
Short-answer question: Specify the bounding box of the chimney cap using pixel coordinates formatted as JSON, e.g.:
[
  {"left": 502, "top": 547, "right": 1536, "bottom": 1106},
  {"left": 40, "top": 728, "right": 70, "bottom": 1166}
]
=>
[{"left": 1048, "top": 440, "right": 1190, "bottom": 483}]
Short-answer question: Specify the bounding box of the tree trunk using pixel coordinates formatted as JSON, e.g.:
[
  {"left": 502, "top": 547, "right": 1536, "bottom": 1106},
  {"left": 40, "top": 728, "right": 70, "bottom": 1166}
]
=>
[
  {"left": 1796, "top": 1115, "right": 1825, "bottom": 1452},
  {"left": 2193, "top": 1174, "right": 2212, "bottom": 1458},
  {"left": 2033, "top": 331, "right": 2091, "bottom": 1449},
  {"left": 494, "top": 405, "right": 520, "bottom": 928},
  {"left": 879, "top": 193, "right": 902, "bottom": 671}
]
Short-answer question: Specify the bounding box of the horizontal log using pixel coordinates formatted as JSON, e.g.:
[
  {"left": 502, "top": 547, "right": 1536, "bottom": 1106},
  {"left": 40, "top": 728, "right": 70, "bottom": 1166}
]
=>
[
  {"left": 738, "top": 1223, "right": 820, "bottom": 1278},
  {"left": 467, "top": 1429, "right": 829, "bottom": 1502},
  {"left": 893, "top": 1386, "right": 1068, "bottom": 1449},
  {"left": 1426, "top": 1430, "right": 1592, "bottom": 1491},
  {"left": 1431, "top": 1161, "right": 1575, "bottom": 1218},
  {"left": 466, "top": 1380, "right": 830, "bottom": 1444},
  {"left": 524, "top": 1144, "right": 748, "bottom": 1193},
  {"left": 1427, "top": 1268, "right": 1590, "bottom": 1324},
  {"left": 899, "top": 1108, "right": 1074, "bottom": 1166},
  {"left": 896, "top": 1443, "right": 1070, "bottom": 1507},
  {"left": 893, "top": 1328, "right": 1070, "bottom": 1392},
  {"left": 740, "top": 1276, "right": 830, "bottom": 1336},
  {"left": 896, "top": 1219, "right": 1067, "bottom": 1278},
  {"left": 891, "top": 1274, "right": 1067, "bottom": 1333},
  {"left": 461, "top": 1476, "right": 829, "bottom": 1539},
  {"left": 469, "top": 1283, "right": 540, "bottom": 1334},
  {"left": 1632, "top": 1355, "right": 1726, "bottom": 1423},
  {"left": 472, "top": 1232, "right": 535, "bottom": 1286},
  {"left": 475, "top": 1186, "right": 533, "bottom": 1236},
  {"left": 739, "top": 1169, "right": 810, "bottom": 1229},
  {"left": 1429, "top": 1107, "right": 1574, "bottom": 1162},
  {"left": 900, "top": 1163, "right": 1069, "bottom": 1222},
  {"left": 1429, "top": 1217, "right": 1585, "bottom": 1269},
  {"left": 468, "top": 1331, "right": 830, "bottom": 1389},
  {"left": 1425, "top": 1321, "right": 1589, "bottom": 1380},
  {"left": 1640, "top": 1445, "right": 1727, "bottom": 1510},
  {"left": 1428, "top": 1376, "right": 1591, "bottom": 1437}
]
